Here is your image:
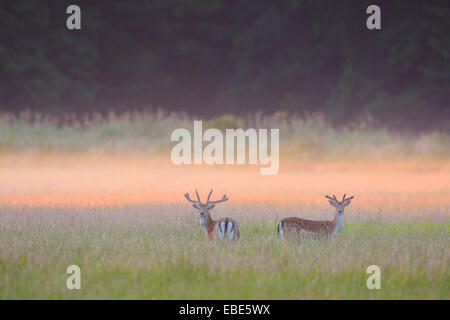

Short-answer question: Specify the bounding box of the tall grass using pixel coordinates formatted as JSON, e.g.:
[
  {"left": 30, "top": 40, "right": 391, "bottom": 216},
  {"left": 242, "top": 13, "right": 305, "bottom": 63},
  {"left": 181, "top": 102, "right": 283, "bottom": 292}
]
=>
[
  {"left": 0, "top": 109, "right": 448, "bottom": 299},
  {"left": 0, "top": 205, "right": 448, "bottom": 299},
  {"left": 0, "top": 110, "right": 448, "bottom": 159}
]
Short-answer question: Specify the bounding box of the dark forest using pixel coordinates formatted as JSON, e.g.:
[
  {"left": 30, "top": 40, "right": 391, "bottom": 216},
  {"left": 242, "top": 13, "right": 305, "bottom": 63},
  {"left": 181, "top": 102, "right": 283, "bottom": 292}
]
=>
[{"left": 0, "top": 0, "right": 449, "bottom": 130}]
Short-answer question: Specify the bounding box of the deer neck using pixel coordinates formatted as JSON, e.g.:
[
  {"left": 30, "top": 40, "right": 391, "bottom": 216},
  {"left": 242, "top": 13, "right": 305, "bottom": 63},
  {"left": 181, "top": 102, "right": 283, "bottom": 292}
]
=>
[
  {"left": 200, "top": 212, "right": 215, "bottom": 233},
  {"left": 332, "top": 211, "right": 344, "bottom": 234}
]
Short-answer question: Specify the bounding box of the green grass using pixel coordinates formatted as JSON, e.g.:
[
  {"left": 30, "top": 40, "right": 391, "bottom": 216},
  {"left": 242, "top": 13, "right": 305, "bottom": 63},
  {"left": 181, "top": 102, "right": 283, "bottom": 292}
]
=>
[
  {"left": 0, "top": 111, "right": 448, "bottom": 159},
  {"left": 0, "top": 205, "right": 448, "bottom": 299}
]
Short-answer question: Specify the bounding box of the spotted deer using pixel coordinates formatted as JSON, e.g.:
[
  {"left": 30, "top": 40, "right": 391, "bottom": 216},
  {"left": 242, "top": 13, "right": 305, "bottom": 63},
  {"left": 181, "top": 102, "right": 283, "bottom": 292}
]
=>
[
  {"left": 278, "top": 194, "right": 354, "bottom": 238},
  {"left": 184, "top": 189, "right": 240, "bottom": 241}
]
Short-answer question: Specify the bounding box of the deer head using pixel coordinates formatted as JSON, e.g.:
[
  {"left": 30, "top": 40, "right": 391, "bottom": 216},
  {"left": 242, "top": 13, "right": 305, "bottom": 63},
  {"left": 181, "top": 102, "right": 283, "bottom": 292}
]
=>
[
  {"left": 184, "top": 189, "right": 229, "bottom": 217},
  {"left": 325, "top": 194, "right": 354, "bottom": 215}
]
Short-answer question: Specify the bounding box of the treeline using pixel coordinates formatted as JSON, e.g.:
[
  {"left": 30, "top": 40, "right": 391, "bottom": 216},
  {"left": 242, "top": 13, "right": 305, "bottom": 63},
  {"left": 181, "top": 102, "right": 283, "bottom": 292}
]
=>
[{"left": 0, "top": 0, "right": 449, "bottom": 130}]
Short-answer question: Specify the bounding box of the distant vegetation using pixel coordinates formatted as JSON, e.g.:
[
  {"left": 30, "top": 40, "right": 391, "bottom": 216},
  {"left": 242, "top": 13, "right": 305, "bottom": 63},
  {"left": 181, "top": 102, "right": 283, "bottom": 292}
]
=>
[
  {"left": 0, "top": 110, "right": 448, "bottom": 159},
  {"left": 1, "top": 1, "right": 449, "bottom": 130}
]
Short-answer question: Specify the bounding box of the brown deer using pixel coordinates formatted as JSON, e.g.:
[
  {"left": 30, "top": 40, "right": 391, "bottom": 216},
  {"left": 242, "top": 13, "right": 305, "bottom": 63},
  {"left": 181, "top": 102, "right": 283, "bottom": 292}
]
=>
[
  {"left": 184, "top": 189, "right": 240, "bottom": 241},
  {"left": 278, "top": 194, "right": 354, "bottom": 238}
]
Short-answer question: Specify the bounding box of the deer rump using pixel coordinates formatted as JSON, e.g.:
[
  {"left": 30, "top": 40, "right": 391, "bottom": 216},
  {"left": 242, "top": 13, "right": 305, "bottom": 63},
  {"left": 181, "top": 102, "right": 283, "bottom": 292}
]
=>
[
  {"left": 209, "top": 218, "right": 240, "bottom": 241},
  {"left": 278, "top": 217, "right": 334, "bottom": 237}
]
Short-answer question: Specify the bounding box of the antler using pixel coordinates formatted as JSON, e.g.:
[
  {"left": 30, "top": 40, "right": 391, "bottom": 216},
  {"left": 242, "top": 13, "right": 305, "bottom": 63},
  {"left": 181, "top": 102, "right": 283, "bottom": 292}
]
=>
[
  {"left": 343, "top": 195, "right": 354, "bottom": 201},
  {"left": 206, "top": 189, "right": 229, "bottom": 204},
  {"left": 206, "top": 189, "right": 213, "bottom": 203},
  {"left": 326, "top": 195, "right": 339, "bottom": 202},
  {"left": 185, "top": 192, "right": 198, "bottom": 204},
  {"left": 185, "top": 189, "right": 229, "bottom": 205},
  {"left": 327, "top": 194, "right": 354, "bottom": 203},
  {"left": 185, "top": 189, "right": 203, "bottom": 204},
  {"left": 195, "top": 189, "right": 202, "bottom": 203}
]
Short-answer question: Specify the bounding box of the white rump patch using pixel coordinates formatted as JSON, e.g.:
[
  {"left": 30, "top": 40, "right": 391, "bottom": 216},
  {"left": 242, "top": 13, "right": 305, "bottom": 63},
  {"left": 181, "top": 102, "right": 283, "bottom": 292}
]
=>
[
  {"left": 226, "top": 222, "right": 234, "bottom": 240},
  {"left": 218, "top": 221, "right": 226, "bottom": 240},
  {"left": 278, "top": 221, "right": 283, "bottom": 238}
]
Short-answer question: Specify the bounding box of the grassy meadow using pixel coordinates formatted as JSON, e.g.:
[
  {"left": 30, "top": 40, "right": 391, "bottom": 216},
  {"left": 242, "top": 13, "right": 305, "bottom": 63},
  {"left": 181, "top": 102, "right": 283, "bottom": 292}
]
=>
[{"left": 0, "top": 111, "right": 449, "bottom": 299}]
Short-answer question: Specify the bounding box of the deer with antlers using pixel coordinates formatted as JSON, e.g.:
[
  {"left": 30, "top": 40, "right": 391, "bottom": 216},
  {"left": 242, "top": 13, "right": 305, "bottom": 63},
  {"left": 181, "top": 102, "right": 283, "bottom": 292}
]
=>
[
  {"left": 278, "top": 194, "right": 354, "bottom": 238},
  {"left": 184, "top": 189, "right": 240, "bottom": 241}
]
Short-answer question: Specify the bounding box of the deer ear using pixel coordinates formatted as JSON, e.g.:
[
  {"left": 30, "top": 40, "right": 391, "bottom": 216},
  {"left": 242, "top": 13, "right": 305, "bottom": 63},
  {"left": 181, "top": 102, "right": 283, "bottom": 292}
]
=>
[
  {"left": 207, "top": 204, "right": 216, "bottom": 210},
  {"left": 328, "top": 200, "right": 336, "bottom": 207},
  {"left": 192, "top": 204, "right": 199, "bottom": 209},
  {"left": 344, "top": 200, "right": 352, "bottom": 206}
]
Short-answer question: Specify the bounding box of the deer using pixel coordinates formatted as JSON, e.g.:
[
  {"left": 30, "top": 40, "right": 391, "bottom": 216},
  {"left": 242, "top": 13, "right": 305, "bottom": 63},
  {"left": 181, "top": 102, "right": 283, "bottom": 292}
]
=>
[
  {"left": 184, "top": 189, "right": 240, "bottom": 241},
  {"left": 277, "top": 194, "right": 354, "bottom": 238}
]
